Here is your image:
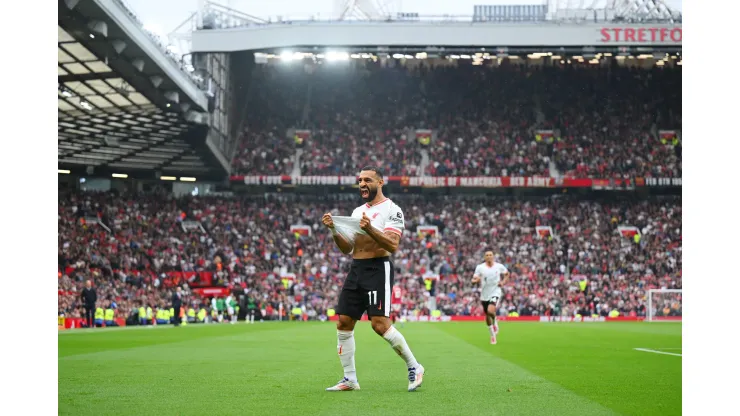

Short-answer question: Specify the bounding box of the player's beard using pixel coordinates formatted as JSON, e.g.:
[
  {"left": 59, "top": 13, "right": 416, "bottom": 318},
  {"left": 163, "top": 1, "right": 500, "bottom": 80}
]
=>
[{"left": 360, "top": 186, "right": 377, "bottom": 202}]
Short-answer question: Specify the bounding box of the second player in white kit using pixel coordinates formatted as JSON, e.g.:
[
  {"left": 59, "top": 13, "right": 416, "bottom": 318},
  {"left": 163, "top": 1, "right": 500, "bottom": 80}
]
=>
[{"left": 472, "top": 251, "right": 509, "bottom": 345}]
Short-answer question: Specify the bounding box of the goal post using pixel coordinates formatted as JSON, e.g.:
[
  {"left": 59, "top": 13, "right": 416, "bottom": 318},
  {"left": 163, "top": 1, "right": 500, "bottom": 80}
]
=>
[{"left": 647, "top": 289, "right": 682, "bottom": 322}]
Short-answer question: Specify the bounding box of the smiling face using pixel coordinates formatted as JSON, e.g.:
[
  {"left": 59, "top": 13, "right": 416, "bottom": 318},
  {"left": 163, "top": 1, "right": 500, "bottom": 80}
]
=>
[{"left": 358, "top": 169, "right": 383, "bottom": 202}]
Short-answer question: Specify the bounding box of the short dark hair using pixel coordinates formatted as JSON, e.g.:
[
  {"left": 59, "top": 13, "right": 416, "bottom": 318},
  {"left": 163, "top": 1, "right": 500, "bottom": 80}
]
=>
[{"left": 360, "top": 166, "right": 384, "bottom": 179}]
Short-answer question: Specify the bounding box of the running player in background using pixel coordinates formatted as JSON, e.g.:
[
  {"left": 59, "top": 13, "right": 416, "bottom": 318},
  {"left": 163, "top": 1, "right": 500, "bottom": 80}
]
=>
[
  {"left": 471, "top": 251, "right": 509, "bottom": 345},
  {"left": 390, "top": 284, "right": 403, "bottom": 324},
  {"left": 322, "top": 167, "right": 425, "bottom": 392}
]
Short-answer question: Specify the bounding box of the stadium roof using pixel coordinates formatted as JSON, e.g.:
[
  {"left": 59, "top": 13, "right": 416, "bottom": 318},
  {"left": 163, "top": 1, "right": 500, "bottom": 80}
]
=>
[{"left": 58, "top": 2, "right": 225, "bottom": 180}]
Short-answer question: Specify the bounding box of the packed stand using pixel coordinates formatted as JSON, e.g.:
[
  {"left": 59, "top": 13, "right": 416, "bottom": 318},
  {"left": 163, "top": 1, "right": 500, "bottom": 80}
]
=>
[
  {"left": 230, "top": 66, "right": 312, "bottom": 175},
  {"left": 59, "top": 191, "right": 681, "bottom": 322},
  {"left": 539, "top": 66, "right": 682, "bottom": 178},
  {"left": 230, "top": 61, "right": 681, "bottom": 178}
]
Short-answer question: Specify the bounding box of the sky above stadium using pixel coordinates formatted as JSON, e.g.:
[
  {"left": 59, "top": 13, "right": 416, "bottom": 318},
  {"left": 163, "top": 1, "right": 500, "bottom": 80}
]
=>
[{"left": 125, "top": 0, "right": 683, "bottom": 38}]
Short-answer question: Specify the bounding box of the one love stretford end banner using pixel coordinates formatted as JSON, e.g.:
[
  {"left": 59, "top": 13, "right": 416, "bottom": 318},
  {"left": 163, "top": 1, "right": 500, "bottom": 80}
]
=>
[{"left": 229, "top": 175, "right": 682, "bottom": 188}]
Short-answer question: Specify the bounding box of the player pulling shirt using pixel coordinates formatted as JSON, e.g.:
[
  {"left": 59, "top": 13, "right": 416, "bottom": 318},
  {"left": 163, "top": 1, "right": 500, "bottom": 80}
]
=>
[
  {"left": 337, "top": 197, "right": 404, "bottom": 320},
  {"left": 323, "top": 166, "right": 424, "bottom": 393}
]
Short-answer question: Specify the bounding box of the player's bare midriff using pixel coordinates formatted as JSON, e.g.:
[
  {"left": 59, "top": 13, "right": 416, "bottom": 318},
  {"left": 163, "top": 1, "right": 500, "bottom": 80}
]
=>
[{"left": 352, "top": 234, "right": 391, "bottom": 259}]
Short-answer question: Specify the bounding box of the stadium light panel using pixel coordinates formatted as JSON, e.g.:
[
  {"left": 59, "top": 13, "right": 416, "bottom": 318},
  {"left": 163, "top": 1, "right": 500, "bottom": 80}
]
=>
[
  {"left": 58, "top": 169, "right": 71, "bottom": 174},
  {"left": 326, "top": 51, "right": 349, "bottom": 61},
  {"left": 111, "top": 173, "right": 128, "bottom": 178},
  {"left": 280, "top": 51, "right": 293, "bottom": 61},
  {"left": 460, "top": 55, "right": 471, "bottom": 59},
  {"left": 392, "top": 53, "right": 404, "bottom": 59},
  {"left": 160, "top": 176, "right": 176, "bottom": 181},
  {"left": 180, "top": 177, "right": 196, "bottom": 182}
]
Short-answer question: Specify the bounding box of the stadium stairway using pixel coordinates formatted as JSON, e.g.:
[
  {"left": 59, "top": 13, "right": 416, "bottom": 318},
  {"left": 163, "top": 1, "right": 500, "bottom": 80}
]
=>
[
  {"left": 533, "top": 95, "right": 546, "bottom": 125},
  {"left": 292, "top": 149, "right": 303, "bottom": 176},
  {"left": 301, "top": 79, "right": 312, "bottom": 123},
  {"left": 420, "top": 149, "right": 430, "bottom": 176},
  {"left": 293, "top": 77, "right": 313, "bottom": 176},
  {"left": 549, "top": 160, "right": 561, "bottom": 178}
]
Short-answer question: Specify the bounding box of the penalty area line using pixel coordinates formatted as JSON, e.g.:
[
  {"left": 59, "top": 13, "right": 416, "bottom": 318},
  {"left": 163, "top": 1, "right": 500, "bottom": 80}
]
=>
[{"left": 633, "top": 348, "right": 682, "bottom": 357}]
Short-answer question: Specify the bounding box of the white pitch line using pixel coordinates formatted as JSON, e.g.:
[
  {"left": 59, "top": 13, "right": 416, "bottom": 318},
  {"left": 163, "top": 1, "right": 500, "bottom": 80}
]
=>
[{"left": 634, "top": 348, "right": 682, "bottom": 357}]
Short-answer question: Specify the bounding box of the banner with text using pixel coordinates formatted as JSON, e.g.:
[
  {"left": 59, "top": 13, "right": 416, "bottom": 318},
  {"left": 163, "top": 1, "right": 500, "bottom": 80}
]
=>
[
  {"left": 230, "top": 175, "right": 681, "bottom": 188},
  {"left": 327, "top": 315, "right": 644, "bottom": 322}
]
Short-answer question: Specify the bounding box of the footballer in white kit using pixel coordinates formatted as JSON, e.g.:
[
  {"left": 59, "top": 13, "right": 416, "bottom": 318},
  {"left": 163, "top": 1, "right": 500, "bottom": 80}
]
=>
[
  {"left": 322, "top": 166, "right": 425, "bottom": 393},
  {"left": 471, "top": 251, "right": 509, "bottom": 344}
]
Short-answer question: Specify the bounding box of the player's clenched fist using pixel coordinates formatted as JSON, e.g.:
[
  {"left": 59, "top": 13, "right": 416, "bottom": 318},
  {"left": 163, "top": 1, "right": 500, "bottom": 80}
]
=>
[
  {"left": 322, "top": 212, "right": 334, "bottom": 229},
  {"left": 360, "top": 212, "right": 371, "bottom": 232}
]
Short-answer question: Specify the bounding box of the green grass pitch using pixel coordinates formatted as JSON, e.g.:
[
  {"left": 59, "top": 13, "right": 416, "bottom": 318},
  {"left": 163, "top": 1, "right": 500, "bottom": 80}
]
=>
[{"left": 58, "top": 321, "right": 681, "bottom": 416}]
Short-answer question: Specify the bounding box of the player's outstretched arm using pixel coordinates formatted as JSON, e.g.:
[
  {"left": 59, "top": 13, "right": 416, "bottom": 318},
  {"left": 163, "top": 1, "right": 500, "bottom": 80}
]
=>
[{"left": 322, "top": 212, "right": 354, "bottom": 254}]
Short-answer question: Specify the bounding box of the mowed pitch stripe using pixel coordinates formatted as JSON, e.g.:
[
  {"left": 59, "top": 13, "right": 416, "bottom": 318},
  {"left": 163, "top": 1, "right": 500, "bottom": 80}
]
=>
[
  {"left": 58, "top": 322, "right": 267, "bottom": 335},
  {"left": 419, "top": 325, "right": 619, "bottom": 416},
  {"left": 58, "top": 323, "right": 305, "bottom": 360}
]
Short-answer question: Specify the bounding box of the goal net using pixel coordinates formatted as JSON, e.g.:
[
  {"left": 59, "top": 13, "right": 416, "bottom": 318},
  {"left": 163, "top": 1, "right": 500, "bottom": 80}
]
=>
[{"left": 647, "top": 289, "right": 682, "bottom": 322}]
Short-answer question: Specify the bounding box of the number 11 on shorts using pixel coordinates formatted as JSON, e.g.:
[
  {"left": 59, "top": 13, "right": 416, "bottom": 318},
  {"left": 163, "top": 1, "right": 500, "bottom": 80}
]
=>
[{"left": 368, "top": 291, "right": 377, "bottom": 305}]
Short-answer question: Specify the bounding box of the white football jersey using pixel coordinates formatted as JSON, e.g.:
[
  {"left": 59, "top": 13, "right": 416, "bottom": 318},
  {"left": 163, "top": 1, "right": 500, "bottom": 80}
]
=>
[
  {"left": 350, "top": 198, "right": 405, "bottom": 236},
  {"left": 475, "top": 262, "right": 508, "bottom": 301}
]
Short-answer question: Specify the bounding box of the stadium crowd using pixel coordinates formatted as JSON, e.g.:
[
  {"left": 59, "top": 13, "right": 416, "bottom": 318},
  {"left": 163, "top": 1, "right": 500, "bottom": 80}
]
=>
[
  {"left": 230, "top": 61, "right": 681, "bottom": 179},
  {"left": 58, "top": 191, "right": 682, "bottom": 323}
]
